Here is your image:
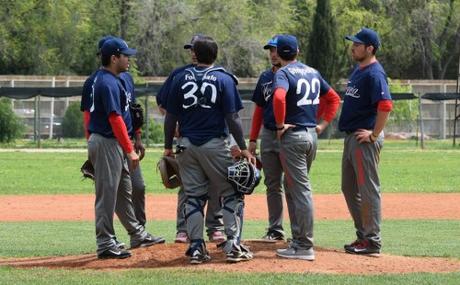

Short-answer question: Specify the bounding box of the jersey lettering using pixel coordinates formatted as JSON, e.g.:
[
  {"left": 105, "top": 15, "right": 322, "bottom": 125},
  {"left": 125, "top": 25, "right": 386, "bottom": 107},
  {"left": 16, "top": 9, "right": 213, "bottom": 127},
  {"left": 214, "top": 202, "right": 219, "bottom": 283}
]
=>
[
  {"left": 296, "top": 78, "right": 320, "bottom": 106},
  {"left": 89, "top": 76, "right": 98, "bottom": 112}
]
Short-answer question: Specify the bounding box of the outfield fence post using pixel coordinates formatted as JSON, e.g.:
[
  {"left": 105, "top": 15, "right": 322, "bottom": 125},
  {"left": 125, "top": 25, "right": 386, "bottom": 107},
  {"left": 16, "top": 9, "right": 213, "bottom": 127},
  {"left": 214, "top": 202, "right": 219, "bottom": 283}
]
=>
[{"left": 419, "top": 94, "right": 425, "bottom": 149}]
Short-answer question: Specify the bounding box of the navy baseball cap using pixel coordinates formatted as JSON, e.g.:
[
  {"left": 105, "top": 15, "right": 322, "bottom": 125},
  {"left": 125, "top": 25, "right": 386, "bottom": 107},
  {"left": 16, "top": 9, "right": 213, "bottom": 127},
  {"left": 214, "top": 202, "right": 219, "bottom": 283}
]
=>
[
  {"left": 345, "top": 28, "right": 380, "bottom": 49},
  {"left": 276, "top": 34, "right": 298, "bottom": 57},
  {"left": 96, "top": 35, "right": 115, "bottom": 55},
  {"left": 101, "top": 37, "right": 137, "bottom": 56},
  {"left": 184, "top": 34, "right": 205, "bottom": 49},
  {"left": 263, "top": 35, "right": 278, "bottom": 49}
]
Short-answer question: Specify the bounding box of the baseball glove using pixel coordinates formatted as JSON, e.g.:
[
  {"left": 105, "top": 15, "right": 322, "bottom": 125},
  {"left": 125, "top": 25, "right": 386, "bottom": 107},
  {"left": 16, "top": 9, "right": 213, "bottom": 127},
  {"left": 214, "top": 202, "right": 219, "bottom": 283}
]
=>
[
  {"left": 80, "top": 159, "right": 95, "bottom": 180},
  {"left": 130, "top": 102, "right": 144, "bottom": 130},
  {"left": 157, "top": 156, "right": 181, "bottom": 189}
]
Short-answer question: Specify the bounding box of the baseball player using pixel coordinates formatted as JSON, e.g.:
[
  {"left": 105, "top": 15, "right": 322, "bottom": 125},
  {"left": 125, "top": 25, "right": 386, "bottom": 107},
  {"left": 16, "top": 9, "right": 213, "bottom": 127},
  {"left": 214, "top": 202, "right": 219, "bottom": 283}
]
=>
[
  {"left": 81, "top": 36, "right": 158, "bottom": 244},
  {"left": 157, "top": 34, "right": 226, "bottom": 244},
  {"left": 339, "top": 28, "right": 392, "bottom": 256},
  {"left": 248, "top": 35, "right": 286, "bottom": 241},
  {"left": 87, "top": 37, "right": 164, "bottom": 259},
  {"left": 164, "top": 36, "right": 255, "bottom": 264},
  {"left": 272, "top": 34, "right": 340, "bottom": 261}
]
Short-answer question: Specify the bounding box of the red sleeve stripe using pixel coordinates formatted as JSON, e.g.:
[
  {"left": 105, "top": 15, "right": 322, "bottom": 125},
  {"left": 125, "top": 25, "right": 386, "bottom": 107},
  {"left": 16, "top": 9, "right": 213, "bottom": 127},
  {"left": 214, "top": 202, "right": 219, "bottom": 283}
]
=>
[
  {"left": 250, "top": 105, "right": 263, "bottom": 141},
  {"left": 83, "top": 111, "right": 90, "bottom": 140},
  {"left": 321, "top": 88, "right": 341, "bottom": 123},
  {"left": 378, "top": 100, "right": 393, "bottom": 112},
  {"left": 273, "top": 87, "right": 287, "bottom": 125},
  {"left": 108, "top": 113, "right": 134, "bottom": 153}
]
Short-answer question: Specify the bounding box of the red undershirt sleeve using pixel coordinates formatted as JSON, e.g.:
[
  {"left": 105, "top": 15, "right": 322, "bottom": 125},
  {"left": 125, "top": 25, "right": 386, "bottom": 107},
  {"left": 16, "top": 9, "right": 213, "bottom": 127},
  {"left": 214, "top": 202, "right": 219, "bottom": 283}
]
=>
[
  {"left": 377, "top": 100, "right": 393, "bottom": 112},
  {"left": 273, "top": 88, "right": 287, "bottom": 125},
  {"left": 321, "top": 88, "right": 341, "bottom": 122},
  {"left": 108, "top": 113, "right": 134, "bottom": 153},
  {"left": 83, "top": 111, "right": 90, "bottom": 140},
  {"left": 249, "top": 106, "right": 263, "bottom": 141}
]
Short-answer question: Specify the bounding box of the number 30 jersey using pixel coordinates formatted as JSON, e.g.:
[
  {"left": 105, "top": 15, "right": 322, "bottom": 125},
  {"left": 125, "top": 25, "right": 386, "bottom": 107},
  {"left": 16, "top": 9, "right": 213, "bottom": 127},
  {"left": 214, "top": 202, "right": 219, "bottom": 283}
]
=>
[
  {"left": 273, "top": 61, "right": 331, "bottom": 128},
  {"left": 166, "top": 66, "right": 243, "bottom": 146}
]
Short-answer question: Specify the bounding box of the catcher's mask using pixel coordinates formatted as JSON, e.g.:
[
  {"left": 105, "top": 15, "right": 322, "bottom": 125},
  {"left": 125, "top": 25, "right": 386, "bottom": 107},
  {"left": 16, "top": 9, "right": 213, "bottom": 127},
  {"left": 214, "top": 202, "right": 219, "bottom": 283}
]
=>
[
  {"left": 158, "top": 156, "right": 181, "bottom": 189},
  {"left": 227, "top": 159, "right": 261, "bottom": 195}
]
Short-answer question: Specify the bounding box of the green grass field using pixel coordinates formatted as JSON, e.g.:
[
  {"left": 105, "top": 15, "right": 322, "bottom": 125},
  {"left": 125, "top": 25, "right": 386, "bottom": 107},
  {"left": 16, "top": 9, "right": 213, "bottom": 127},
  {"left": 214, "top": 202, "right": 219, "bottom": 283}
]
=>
[
  {"left": 1, "top": 140, "right": 459, "bottom": 195},
  {"left": 1, "top": 139, "right": 459, "bottom": 284}
]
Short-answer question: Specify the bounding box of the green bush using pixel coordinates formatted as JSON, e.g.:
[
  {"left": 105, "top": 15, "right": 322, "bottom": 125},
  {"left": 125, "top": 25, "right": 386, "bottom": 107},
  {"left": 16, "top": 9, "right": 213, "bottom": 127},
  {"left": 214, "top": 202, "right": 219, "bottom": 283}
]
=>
[
  {"left": 388, "top": 79, "right": 419, "bottom": 126},
  {"left": 0, "top": 98, "right": 24, "bottom": 143},
  {"left": 143, "top": 119, "right": 164, "bottom": 144},
  {"left": 61, "top": 102, "right": 84, "bottom": 138}
]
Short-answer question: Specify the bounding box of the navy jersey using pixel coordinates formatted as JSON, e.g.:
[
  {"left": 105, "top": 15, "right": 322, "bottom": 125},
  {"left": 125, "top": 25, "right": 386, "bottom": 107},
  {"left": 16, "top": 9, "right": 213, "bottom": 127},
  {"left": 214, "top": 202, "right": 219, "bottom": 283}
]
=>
[
  {"left": 80, "top": 70, "right": 101, "bottom": 112},
  {"left": 338, "top": 62, "right": 392, "bottom": 131},
  {"left": 273, "top": 61, "right": 331, "bottom": 128},
  {"left": 119, "top": 72, "right": 135, "bottom": 136},
  {"left": 88, "top": 69, "right": 133, "bottom": 137},
  {"left": 251, "top": 68, "right": 277, "bottom": 130},
  {"left": 166, "top": 66, "right": 243, "bottom": 146},
  {"left": 157, "top": 64, "right": 194, "bottom": 107}
]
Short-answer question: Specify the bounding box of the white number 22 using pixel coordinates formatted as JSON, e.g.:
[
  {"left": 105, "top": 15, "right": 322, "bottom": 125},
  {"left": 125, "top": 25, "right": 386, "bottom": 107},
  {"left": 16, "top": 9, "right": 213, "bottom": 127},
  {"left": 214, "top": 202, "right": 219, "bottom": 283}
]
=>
[{"left": 296, "top": 78, "right": 320, "bottom": 106}]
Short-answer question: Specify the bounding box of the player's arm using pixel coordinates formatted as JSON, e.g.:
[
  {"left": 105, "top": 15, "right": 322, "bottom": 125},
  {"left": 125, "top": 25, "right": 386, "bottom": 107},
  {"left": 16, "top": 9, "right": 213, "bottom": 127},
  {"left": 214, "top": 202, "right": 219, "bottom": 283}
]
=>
[
  {"left": 83, "top": 111, "right": 91, "bottom": 140},
  {"left": 164, "top": 112, "right": 178, "bottom": 157},
  {"left": 248, "top": 105, "right": 263, "bottom": 154},
  {"left": 163, "top": 77, "right": 181, "bottom": 157},
  {"left": 315, "top": 88, "right": 340, "bottom": 135},
  {"left": 356, "top": 74, "right": 393, "bottom": 143},
  {"left": 134, "top": 129, "right": 145, "bottom": 160},
  {"left": 108, "top": 112, "right": 139, "bottom": 169}
]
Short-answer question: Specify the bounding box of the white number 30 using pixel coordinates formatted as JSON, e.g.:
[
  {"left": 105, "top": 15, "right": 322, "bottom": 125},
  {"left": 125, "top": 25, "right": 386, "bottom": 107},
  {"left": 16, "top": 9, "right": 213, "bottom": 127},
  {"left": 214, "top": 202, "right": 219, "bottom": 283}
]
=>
[
  {"left": 296, "top": 78, "right": 320, "bottom": 106},
  {"left": 182, "top": 82, "right": 217, "bottom": 109}
]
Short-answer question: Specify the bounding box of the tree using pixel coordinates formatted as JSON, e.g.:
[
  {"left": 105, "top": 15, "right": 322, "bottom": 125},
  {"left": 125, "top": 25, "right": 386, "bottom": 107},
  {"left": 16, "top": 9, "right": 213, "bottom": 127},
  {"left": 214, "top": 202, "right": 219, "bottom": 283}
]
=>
[
  {"left": 306, "top": 0, "right": 337, "bottom": 83},
  {"left": 61, "top": 102, "right": 84, "bottom": 138},
  {"left": 0, "top": 99, "right": 24, "bottom": 143},
  {"left": 289, "top": 0, "right": 314, "bottom": 65}
]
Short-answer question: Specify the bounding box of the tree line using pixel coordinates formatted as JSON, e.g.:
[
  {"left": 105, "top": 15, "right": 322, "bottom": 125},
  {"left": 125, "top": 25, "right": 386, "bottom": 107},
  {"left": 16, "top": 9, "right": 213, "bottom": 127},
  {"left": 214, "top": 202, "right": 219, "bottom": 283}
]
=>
[{"left": 0, "top": 0, "right": 459, "bottom": 83}]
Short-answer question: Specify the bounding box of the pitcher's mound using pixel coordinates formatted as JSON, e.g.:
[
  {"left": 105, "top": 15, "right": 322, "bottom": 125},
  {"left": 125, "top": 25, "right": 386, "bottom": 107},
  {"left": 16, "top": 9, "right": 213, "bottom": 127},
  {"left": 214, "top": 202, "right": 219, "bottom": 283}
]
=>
[{"left": 1, "top": 241, "right": 459, "bottom": 275}]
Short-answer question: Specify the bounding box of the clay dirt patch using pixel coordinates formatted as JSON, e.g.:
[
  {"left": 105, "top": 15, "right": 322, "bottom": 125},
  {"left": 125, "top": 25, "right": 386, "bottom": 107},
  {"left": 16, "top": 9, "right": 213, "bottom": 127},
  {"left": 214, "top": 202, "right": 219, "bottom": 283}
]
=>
[
  {"left": 1, "top": 193, "right": 460, "bottom": 222},
  {"left": 1, "top": 241, "right": 459, "bottom": 275}
]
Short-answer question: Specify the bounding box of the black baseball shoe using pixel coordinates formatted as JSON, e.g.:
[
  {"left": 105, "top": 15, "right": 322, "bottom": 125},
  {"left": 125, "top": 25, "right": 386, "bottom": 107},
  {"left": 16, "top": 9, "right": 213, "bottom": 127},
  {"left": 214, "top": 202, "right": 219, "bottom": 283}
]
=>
[
  {"left": 262, "top": 231, "right": 285, "bottom": 241},
  {"left": 131, "top": 233, "right": 165, "bottom": 249},
  {"left": 345, "top": 239, "right": 381, "bottom": 257},
  {"left": 97, "top": 247, "right": 131, "bottom": 259},
  {"left": 114, "top": 238, "right": 126, "bottom": 250},
  {"left": 226, "top": 244, "right": 253, "bottom": 263},
  {"left": 344, "top": 239, "right": 361, "bottom": 252},
  {"left": 186, "top": 242, "right": 211, "bottom": 265}
]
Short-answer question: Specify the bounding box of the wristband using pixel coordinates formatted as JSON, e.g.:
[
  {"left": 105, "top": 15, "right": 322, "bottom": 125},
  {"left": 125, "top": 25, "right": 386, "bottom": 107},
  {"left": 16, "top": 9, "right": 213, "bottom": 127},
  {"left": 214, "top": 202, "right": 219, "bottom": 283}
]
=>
[
  {"left": 249, "top": 139, "right": 257, "bottom": 143},
  {"left": 370, "top": 132, "right": 378, "bottom": 142},
  {"left": 276, "top": 126, "right": 284, "bottom": 131}
]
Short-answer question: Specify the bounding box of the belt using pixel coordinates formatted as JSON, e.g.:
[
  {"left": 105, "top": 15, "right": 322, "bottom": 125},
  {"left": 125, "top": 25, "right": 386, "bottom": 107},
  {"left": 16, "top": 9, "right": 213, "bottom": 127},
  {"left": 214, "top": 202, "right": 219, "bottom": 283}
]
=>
[{"left": 292, "top": 126, "right": 316, "bottom": 132}]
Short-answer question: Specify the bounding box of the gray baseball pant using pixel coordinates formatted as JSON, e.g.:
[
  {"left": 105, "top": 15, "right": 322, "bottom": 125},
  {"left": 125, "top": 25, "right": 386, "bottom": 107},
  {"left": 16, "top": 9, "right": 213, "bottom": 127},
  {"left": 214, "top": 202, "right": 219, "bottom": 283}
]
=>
[
  {"left": 279, "top": 128, "right": 317, "bottom": 250},
  {"left": 128, "top": 160, "right": 146, "bottom": 227},
  {"left": 176, "top": 186, "right": 224, "bottom": 235},
  {"left": 260, "top": 128, "right": 285, "bottom": 236},
  {"left": 88, "top": 134, "right": 149, "bottom": 254},
  {"left": 341, "top": 133, "right": 383, "bottom": 248},
  {"left": 176, "top": 137, "right": 244, "bottom": 247}
]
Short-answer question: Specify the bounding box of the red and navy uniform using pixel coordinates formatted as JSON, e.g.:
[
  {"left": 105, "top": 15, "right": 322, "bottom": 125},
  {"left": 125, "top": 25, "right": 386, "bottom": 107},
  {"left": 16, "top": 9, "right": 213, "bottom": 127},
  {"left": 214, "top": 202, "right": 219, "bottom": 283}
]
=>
[
  {"left": 273, "top": 61, "right": 331, "bottom": 128},
  {"left": 251, "top": 69, "right": 277, "bottom": 130},
  {"left": 156, "top": 64, "right": 194, "bottom": 108},
  {"left": 166, "top": 66, "right": 243, "bottom": 146},
  {"left": 338, "top": 62, "right": 392, "bottom": 132},
  {"left": 88, "top": 69, "right": 133, "bottom": 137},
  {"left": 82, "top": 71, "right": 135, "bottom": 137}
]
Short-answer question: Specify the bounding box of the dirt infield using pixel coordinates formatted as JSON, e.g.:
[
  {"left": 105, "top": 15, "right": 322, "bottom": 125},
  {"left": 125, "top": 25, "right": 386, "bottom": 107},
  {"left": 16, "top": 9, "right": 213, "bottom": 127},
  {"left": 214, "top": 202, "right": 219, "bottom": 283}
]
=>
[
  {"left": 1, "top": 242, "right": 460, "bottom": 275},
  {"left": 1, "top": 193, "right": 460, "bottom": 274},
  {"left": 1, "top": 193, "right": 459, "bottom": 221}
]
